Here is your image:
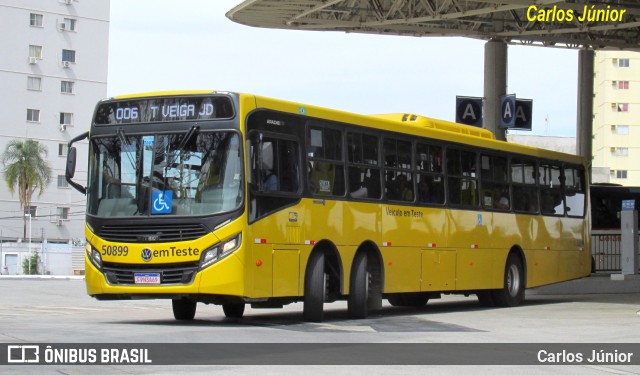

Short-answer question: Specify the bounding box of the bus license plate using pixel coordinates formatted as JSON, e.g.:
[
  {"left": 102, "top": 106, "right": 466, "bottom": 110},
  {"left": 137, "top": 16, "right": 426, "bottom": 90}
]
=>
[{"left": 134, "top": 273, "right": 160, "bottom": 284}]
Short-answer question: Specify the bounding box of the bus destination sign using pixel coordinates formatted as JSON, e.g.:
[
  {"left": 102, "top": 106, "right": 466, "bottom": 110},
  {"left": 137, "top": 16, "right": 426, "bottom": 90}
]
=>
[{"left": 94, "top": 96, "right": 234, "bottom": 125}]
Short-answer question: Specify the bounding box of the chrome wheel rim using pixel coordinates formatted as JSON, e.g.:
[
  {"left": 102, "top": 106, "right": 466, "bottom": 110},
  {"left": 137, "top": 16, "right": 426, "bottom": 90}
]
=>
[{"left": 507, "top": 264, "right": 520, "bottom": 297}]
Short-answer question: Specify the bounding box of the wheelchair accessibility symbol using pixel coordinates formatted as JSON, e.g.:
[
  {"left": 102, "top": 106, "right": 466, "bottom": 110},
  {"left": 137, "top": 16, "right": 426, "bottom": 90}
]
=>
[{"left": 152, "top": 190, "right": 173, "bottom": 215}]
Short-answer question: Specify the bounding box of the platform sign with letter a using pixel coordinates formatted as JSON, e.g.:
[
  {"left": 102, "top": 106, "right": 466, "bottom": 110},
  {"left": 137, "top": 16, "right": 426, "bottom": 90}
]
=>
[
  {"left": 500, "top": 94, "right": 516, "bottom": 129},
  {"left": 455, "top": 96, "right": 483, "bottom": 127},
  {"left": 514, "top": 99, "right": 533, "bottom": 131}
]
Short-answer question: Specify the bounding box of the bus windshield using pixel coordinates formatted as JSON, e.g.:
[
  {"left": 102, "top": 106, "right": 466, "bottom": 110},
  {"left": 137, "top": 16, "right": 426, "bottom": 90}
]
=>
[{"left": 87, "top": 131, "right": 243, "bottom": 217}]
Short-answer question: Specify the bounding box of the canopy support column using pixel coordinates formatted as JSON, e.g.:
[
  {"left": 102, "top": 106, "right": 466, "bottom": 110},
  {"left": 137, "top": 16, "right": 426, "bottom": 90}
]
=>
[
  {"left": 483, "top": 39, "right": 508, "bottom": 141},
  {"left": 576, "top": 48, "right": 594, "bottom": 171}
]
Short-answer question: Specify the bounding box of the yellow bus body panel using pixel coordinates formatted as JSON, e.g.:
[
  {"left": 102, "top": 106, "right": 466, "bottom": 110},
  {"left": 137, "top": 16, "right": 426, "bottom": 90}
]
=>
[{"left": 84, "top": 91, "right": 591, "bottom": 303}]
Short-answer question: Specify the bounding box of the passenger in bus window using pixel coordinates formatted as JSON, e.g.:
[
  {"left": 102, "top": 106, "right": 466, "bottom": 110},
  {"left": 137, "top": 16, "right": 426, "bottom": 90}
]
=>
[
  {"left": 349, "top": 167, "right": 368, "bottom": 198},
  {"left": 363, "top": 169, "right": 381, "bottom": 198},
  {"left": 432, "top": 147, "right": 443, "bottom": 172},
  {"left": 398, "top": 174, "right": 413, "bottom": 201},
  {"left": 497, "top": 189, "right": 510, "bottom": 210},
  {"left": 260, "top": 141, "right": 279, "bottom": 191},
  {"left": 263, "top": 170, "right": 278, "bottom": 191},
  {"left": 418, "top": 177, "right": 441, "bottom": 204},
  {"left": 309, "top": 161, "right": 334, "bottom": 195}
]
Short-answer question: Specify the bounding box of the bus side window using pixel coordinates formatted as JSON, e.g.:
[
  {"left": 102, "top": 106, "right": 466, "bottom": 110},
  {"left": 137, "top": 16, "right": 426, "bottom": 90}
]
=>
[
  {"left": 539, "top": 163, "right": 564, "bottom": 215},
  {"left": 307, "top": 125, "right": 345, "bottom": 196},
  {"left": 447, "top": 148, "right": 478, "bottom": 207},
  {"left": 565, "top": 166, "right": 586, "bottom": 217},
  {"left": 480, "top": 154, "right": 509, "bottom": 211},
  {"left": 347, "top": 132, "right": 381, "bottom": 199},
  {"left": 511, "top": 158, "right": 538, "bottom": 213},
  {"left": 248, "top": 133, "right": 301, "bottom": 221}
]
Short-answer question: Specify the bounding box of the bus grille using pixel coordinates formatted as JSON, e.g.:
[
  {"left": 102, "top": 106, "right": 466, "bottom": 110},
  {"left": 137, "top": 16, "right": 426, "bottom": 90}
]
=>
[
  {"left": 102, "top": 262, "right": 199, "bottom": 285},
  {"left": 98, "top": 223, "right": 208, "bottom": 243}
]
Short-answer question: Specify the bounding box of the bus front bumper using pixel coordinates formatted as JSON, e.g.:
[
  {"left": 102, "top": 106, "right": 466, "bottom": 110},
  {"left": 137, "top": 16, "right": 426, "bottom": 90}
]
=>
[{"left": 84, "top": 252, "right": 246, "bottom": 300}]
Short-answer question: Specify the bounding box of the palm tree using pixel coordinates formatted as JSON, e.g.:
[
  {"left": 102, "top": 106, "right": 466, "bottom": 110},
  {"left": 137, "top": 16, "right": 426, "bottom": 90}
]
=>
[{"left": 1, "top": 139, "right": 52, "bottom": 239}]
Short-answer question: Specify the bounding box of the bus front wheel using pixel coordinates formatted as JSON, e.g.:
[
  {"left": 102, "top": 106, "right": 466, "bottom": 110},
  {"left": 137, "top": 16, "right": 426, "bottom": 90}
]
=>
[
  {"left": 348, "top": 252, "right": 369, "bottom": 319},
  {"left": 172, "top": 298, "right": 197, "bottom": 320},
  {"left": 492, "top": 253, "right": 525, "bottom": 307},
  {"left": 303, "top": 251, "right": 326, "bottom": 322}
]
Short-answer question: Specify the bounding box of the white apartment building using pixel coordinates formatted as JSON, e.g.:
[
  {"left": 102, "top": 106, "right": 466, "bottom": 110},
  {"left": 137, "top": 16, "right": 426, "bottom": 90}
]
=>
[
  {"left": 593, "top": 51, "right": 640, "bottom": 186},
  {"left": 0, "top": 0, "right": 109, "bottom": 273}
]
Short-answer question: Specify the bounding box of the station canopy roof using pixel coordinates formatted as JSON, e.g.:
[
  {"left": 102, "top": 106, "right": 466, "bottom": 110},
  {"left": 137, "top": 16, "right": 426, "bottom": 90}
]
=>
[{"left": 227, "top": 0, "right": 640, "bottom": 51}]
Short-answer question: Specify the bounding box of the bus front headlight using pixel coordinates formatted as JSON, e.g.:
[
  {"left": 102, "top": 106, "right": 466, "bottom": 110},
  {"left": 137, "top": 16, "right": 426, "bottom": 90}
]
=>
[
  {"left": 86, "top": 242, "right": 102, "bottom": 269},
  {"left": 199, "top": 233, "right": 242, "bottom": 270}
]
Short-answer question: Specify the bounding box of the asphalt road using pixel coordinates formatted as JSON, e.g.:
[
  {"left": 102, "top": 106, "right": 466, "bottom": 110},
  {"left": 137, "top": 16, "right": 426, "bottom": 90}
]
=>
[{"left": 0, "top": 279, "right": 639, "bottom": 374}]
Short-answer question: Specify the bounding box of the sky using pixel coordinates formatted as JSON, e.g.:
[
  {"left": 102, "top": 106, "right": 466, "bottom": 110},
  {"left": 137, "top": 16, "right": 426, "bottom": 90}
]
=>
[{"left": 108, "top": 0, "right": 580, "bottom": 137}]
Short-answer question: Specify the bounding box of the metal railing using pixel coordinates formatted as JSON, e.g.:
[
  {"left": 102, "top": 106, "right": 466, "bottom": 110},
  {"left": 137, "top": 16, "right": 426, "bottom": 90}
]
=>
[{"left": 591, "top": 230, "right": 640, "bottom": 272}]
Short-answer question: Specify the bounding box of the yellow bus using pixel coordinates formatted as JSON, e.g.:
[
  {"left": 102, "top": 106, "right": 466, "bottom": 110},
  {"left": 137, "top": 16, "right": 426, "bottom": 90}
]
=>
[{"left": 66, "top": 90, "right": 591, "bottom": 322}]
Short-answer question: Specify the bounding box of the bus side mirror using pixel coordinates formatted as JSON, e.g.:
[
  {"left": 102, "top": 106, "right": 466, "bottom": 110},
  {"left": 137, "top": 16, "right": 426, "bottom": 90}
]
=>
[
  {"left": 66, "top": 147, "right": 77, "bottom": 179},
  {"left": 66, "top": 131, "right": 88, "bottom": 195}
]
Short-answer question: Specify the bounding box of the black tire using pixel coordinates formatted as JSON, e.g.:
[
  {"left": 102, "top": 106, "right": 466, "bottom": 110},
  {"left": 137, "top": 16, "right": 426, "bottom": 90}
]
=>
[
  {"left": 404, "top": 293, "right": 429, "bottom": 307},
  {"left": 172, "top": 298, "right": 196, "bottom": 321},
  {"left": 387, "top": 294, "right": 404, "bottom": 307},
  {"left": 477, "top": 291, "right": 495, "bottom": 307},
  {"left": 492, "top": 253, "right": 525, "bottom": 307},
  {"left": 222, "top": 303, "right": 245, "bottom": 318},
  {"left": 303, "top": 251, "right": 325, "bottom": 322},
  {"left": 348, "top": 252, "right": 368, "bottom": 319},
  {"left": 387, "top": 293, "right": 429, "bottom": 307}
]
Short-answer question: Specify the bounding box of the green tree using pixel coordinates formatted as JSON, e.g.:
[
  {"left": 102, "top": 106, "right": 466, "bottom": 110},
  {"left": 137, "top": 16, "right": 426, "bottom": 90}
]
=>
[
  {"left": 1, "top": 139, "right": 52, "bottom": 239},
  {"left": 22, "top": 251, "right": 40, "bottom": 275}
]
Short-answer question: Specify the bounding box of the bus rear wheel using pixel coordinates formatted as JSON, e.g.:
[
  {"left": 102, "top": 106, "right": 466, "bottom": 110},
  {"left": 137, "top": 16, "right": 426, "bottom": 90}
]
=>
[
  {"left": 172, "top": 298, "right": 197, "bottom": 320},
  {"left": 492, "top": 253, "right": 525, "bottom": 307},
  {"left": 303, "top": 251, "right": 325, "bottom": 322},
  {"left": 348, "top": 252, "right": 369, "bottom": 319},
  {"left": 222, "top": 303, "right": 245, "bottom": 318}
]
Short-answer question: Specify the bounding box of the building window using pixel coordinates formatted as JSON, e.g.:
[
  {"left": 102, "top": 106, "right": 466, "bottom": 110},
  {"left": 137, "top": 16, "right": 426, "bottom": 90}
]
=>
[
  {"left": 618, "top": 58, "right": 630, "bottom": 67},
  {"left": 61, "top": 80, "right": 75, "bottom": 94},
  {"left": 614, "top": 125, "right": 630, "bottom": 135},
  {"left": 30, "top": 13, "right": 43, "bottom": 27},
  {"left": 56, "top": 207, "right": 70, "bottom": 220},
  {"left": 29, "top": 45, "right": 43, "bottom": 59},
  {"left": 24, "top": 206, "right": 37, "bottom": 217},
  {"left": 57, "top": 175, "right": 69, "bottom": 188},
  {"left": 618, "top": 81, "right": 630, "bottom": 90},
  {"left": 27, "top": 76, "right": 42, "bottom": 91},
  {"left": 617, "top": 103, "right": 629, "bottom": 112},
  {"left": 62, "top": 49, "right": 76, "bottom": 63},
  {"left": 58, "top": 143, "right": 68, "bottom": 157},
  {"left": 616, "top": 170, "right": 628, "bottom": 179},
  {"left": 60, "top": 112, "right": 73, "bottom": 125},
  {"left": 612, "top": 147, "right": 629, "bottom": 157},
  {"left": 60, "top": 18, "right": 77, "bottom": 31},
  {"left": 27, "top": 109, "right": 40, "bottom": 122}
]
